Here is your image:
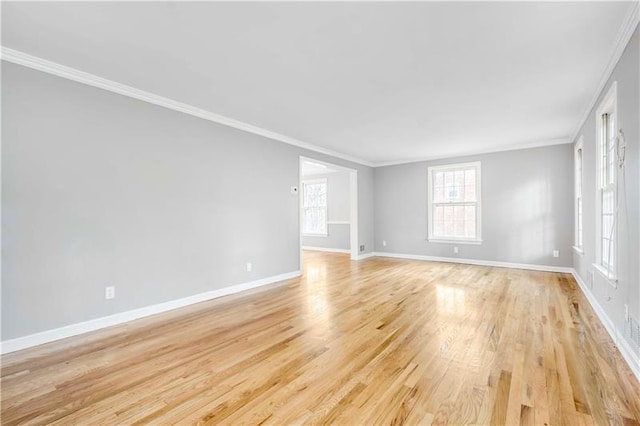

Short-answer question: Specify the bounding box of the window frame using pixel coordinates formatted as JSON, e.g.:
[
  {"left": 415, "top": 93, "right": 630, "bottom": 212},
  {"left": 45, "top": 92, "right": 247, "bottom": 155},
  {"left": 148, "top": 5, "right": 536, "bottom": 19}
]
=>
[
  {"left": 593, "top": 81, "right": 617, "bottom": 286},
  {"left": 301, "top": 178, "right": 328, "bottom": 237},
  {"left": 427, "top": 161, "right": 482, "bottom": 245},
  {"left": 573, "top": 137, "right": 584, "bottom": 255}
]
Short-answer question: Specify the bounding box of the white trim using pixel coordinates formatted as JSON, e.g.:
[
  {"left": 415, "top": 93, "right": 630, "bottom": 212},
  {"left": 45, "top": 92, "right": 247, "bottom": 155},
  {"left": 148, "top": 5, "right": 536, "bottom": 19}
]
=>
[
  {"left": 574, "top": 137, "right": 584, "bottom": 251},
  {"left": 354, "top": 252, "right": 375, "bottom": 261},
  {"left": 327, "top": 221, "right": 350, "bottom": 225},
  {"left": 571, "top": 270, "right": 640, "bottom": 383},
  {"left": 374, "top": 138, "right": 572, "bottom": 167},
  {"left": 427, "top": 238, "right": 483, "bottom": 245},
  {"left": 0, "top": 270, "right": 301, "bottom": 354},
  {"left": 302, "top": 246, "right": 350, "bottom": 254},
  {"left": 592, "top": 262, "right": 618, "bottom": 285},
  {"left": 373, "top": 252, "right": 573, "bottom": 273},
  {"left": 427, "top": 161, "right": 482, "bottom": 244},
  {"left": 572, "top": 246, "right": 585, "bottom": 256},
  {"left": 594, "top": 82, "right": 618, "bottom": 286},
  {"left": 0, "top": 47, "right": 374, "bottom": 167},
  {"left": 571, "top": 2, "right": 640, "bottom": 142}
]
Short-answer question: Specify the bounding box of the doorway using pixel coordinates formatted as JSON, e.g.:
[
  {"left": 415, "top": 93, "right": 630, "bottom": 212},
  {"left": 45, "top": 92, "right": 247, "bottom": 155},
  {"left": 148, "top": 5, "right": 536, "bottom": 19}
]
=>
[{"left": 299, "top": 156, "right": 358, "bottom": 268}]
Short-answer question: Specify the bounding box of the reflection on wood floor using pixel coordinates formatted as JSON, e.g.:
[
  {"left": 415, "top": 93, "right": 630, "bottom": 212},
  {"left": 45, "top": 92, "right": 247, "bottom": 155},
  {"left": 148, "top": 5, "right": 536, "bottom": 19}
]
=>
[{"left": 2, "top": 250, "right": 639, "bottom": 425}]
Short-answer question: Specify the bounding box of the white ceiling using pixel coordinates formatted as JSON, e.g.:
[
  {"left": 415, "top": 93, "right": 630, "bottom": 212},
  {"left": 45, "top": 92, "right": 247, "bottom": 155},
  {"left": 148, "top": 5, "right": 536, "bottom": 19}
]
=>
[{"left": 2, "top": 2, "right": 636, "bottom": 165}]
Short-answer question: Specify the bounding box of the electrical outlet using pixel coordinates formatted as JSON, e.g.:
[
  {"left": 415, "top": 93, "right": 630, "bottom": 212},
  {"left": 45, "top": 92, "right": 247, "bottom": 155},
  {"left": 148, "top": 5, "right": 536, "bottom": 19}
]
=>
[
  {"left": 589, "top": 270, "right": 595, "bottom": 289},
  {"left": 360, "top": 244, "right": 365, "bottom": 252},
  {"left": 105, "top": 286, "right": 115, "bottom": 300},
  {"left": 246, "top": 262, "right": 252, "bottom": 272},
  {"left": 453, "top": 247, "right": 459, "bottom": 254},
  {"left": 553, "top": 250, "right": 559, "bottom": 258},
  {"left": 382, "top": 240, "right": 387, "bottom": 247},
  {"left": 625, "top": 304, "right": 629, "bottom": 322}
]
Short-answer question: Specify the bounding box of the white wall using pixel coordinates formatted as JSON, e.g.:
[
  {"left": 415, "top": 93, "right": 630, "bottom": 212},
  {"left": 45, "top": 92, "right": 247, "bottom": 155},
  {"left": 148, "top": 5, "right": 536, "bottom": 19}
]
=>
[
  {"left": 1, "top": 62, "right": 375, "bottom": 340},
  {"left": 374, "top": 144, "right": 574, "bottom": 267},
  {"left": 302, "top": 171, "right": 351, "bottom": 250},
  {"left": 573, "top": 26, "right": 639, "bottom": 360}
]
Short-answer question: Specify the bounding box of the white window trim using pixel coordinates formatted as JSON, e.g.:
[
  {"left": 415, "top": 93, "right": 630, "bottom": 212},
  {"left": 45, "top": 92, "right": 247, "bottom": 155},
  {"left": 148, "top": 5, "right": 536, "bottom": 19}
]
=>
[
  {"left": 593, "top": 81, "right": 617, "bottom": 287},
  {"left": 573, "top": 136, "right": 584, "bottom": 256},
  {"left": 301, "top": 178, "right": 328, "bottom": 237},
  {"left": 427, "top": 161, "right": 482, "bottom": 244}
]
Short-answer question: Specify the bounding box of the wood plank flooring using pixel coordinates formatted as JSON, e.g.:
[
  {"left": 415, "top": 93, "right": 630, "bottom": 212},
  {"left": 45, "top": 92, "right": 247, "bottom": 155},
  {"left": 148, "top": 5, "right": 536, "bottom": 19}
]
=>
[{"left": 2, "top": 251, "right": 640, "bottom": 425}]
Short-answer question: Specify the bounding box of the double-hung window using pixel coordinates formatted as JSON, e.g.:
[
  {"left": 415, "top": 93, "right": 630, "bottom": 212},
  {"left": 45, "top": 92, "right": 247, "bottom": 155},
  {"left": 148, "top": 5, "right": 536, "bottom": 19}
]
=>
[
  {"left": 302, "top": 178, "right": 327, "bottom": 236},
  {"left": 574, "top": 138, "right": 584, "bottom": 253},
  {"left": 427, "top": 162, "right": 482, "bottom": 244},
  {"left": 595, "top": 82, "right": 617, "bottom": 283}
]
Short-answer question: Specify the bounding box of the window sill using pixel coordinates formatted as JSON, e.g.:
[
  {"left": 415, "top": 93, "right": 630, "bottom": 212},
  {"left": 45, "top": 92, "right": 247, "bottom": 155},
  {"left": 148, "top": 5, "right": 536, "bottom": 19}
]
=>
[
  {"left": 303, "top": 233, "right": 328, "bottom": 237},
  {"left": 427, "top": 238, "right": 483, "bottom": 245},
  {"left": 573, "top": 246, "right": 584, "bottom": 256},
  {"left": 592, "top": 263, "right": 617, "bottom": 288}
]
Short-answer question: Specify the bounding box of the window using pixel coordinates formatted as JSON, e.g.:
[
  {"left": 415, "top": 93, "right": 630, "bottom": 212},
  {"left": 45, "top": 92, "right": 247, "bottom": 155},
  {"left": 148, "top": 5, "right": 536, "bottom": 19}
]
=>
[
  {"left": 594, "top": 82, "right": 617, "bottom": 283},
  {"left": 574, "top": 138, "right": 584, "bottom": 253},
  {"left": 427, "top": 162, "right": 482, "bottom": 244},
  {"left": 302, "top": 178, "right": 327, "bottom": 236}
]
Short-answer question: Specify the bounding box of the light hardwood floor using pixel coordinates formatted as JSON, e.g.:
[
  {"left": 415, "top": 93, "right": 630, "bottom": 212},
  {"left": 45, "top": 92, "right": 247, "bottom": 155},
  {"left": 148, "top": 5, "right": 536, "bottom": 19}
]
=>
[{"left": 2, "top": 251, "right": 640, "bottom": 425}]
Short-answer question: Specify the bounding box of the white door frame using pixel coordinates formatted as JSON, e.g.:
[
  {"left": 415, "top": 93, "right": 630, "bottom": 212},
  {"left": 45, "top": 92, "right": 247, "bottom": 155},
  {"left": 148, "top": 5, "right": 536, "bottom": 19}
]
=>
[{"left": 299, "top": 156, "right": 358, "bottom": 268}]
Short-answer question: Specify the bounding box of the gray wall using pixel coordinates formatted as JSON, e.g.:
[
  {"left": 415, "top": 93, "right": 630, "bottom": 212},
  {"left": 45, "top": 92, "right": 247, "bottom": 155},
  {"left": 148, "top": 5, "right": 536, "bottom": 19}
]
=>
[
  {"left": 573, "top": 27, "right": 639, "bottom": 355},
  {"left": 1, "top": 62, "right": 375, "bottom": 340},
  {"left": 375, "top": 144, "right": 574, "bottom": 267},
  {"left": 302, "top": 171, "right": 351, "bottom": 250}
]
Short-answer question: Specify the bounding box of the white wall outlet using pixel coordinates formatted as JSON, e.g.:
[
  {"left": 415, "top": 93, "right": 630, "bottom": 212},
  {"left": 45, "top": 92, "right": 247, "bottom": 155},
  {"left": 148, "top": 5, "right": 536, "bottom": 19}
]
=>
[
  {"left": 453, "top": 247, "right": 459, "bottom": 254},
  {"left": 553, "top": 250, "right": 559, "bottom": 258},
  {"left": 105, "top": 286, "right": 115, "bottom": 300},
  {"left": 382, "top": 240, "right": 387, "bottom": 247},
  {"left": 625, "top": 304, "right": 629, "bottom": 322},
  {"left": 589, "top": 270, "right": 595, "bottom": 289},
  {"left": 246, "top": 262, "right": 252, "bottom": 272}
]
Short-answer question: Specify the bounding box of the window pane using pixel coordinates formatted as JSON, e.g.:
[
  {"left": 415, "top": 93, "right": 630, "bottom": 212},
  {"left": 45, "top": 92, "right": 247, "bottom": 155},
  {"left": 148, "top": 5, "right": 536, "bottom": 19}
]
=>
[
  {"left": 464, "top": 185, "right": 476, "bottom": 202},
  {"left": 454, "top": 221, "right": 464, "bottom": 237},
  {"left": 464, "top": 169, "right": 475, "bottom": 186},
  {"left": 454, "top": 171, "right": 464, "bottom": 186},
  {"left": 444, "top": 220, "right": 454, "bottom": 237},
  {"left": 444, "top": 172, "right": 454, "bottom": 186},
  {"left": 465, "top": 219, "right": 476, "bottom": 238},
  {"left": 429, "top": 164, "right": 480, "bottom": 241}
]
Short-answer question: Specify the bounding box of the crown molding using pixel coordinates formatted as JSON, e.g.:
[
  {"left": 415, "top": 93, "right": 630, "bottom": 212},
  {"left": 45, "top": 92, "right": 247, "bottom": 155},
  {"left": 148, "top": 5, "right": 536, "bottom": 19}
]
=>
[
  {"left": 0, "top": 47, "right": 375, "bottom": 168},
  {"left": 570, "top": 1, "right": 639, "bottom": 143},
  {"left": 374, "top": 137, "right": 572, "bottom": 167}
]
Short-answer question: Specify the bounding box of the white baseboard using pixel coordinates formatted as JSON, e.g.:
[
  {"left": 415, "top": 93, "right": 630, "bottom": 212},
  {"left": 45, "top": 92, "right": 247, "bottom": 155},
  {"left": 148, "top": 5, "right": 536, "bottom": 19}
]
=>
[
  {"left": 354, "top": 252, "right": 375, "bottom": 260},
  {"left": 571, "top": 270, "right": 640, "bottom": 382},
  {"left": 373, "top": 251, "right": 573, "bottom": 273},
  {"left": 0, "top": 270, "right": 301, "bottom": 355},
  {"left": 302, "top": 246, "right": 350, "bottom": 254}
]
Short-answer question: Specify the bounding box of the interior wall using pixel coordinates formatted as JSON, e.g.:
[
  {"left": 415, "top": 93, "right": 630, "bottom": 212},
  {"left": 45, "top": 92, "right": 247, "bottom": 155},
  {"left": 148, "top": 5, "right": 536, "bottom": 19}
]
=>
[
  {"left": 1, "top": 62, "right": 375, "bottom": 340},
  {"left": 301, "top": 171, "right": 351, "bottom": 250},
  {"left": 374, "top": 143, "right": 574, "bottom": 267},
  {"left": 573, "top": 26, "right": 639, "bottom": 356}
]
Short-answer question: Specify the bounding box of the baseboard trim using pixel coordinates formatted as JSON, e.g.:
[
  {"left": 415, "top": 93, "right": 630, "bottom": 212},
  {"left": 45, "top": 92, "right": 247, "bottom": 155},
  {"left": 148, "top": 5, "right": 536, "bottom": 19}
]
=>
[
  {"left": 354, "top": 252, "right": 375, "bottom": 261},
  {"left": 0, "top": 270, "right": 301, "bottom": 355},
  {"left": 571, "top": 270, "right": 640, "bottom": 383},
  {"left": 373, "top": 252, "right": 573, "bottom": 273},
  {"left": 302, "top": 246, "right": 350, "bottom": 254}
]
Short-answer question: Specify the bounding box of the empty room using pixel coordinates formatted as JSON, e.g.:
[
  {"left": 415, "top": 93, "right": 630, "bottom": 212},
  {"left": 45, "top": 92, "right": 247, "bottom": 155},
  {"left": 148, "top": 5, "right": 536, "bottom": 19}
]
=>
[{"left": 2, "top": 1, "right": 640, "bottom": 425}]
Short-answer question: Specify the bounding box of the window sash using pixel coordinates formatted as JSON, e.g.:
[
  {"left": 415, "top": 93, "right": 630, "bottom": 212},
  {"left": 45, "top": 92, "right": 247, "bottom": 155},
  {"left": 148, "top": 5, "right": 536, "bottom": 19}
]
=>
[
  {"left": 302, "top": 180, "right": 327, "bottom": 235},
  {"left": 428, "top": 162, "right": 481, "bottom": 242}
]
